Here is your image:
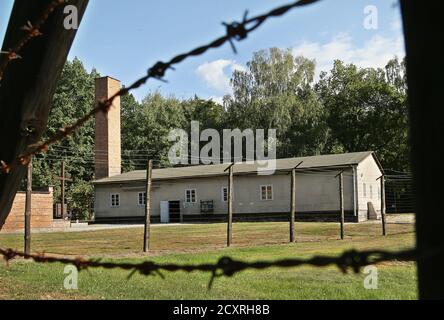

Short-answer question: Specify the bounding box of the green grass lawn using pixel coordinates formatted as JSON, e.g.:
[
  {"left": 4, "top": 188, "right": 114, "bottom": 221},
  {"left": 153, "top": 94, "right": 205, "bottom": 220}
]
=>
[{"left": 0, "top": 221, "right": 417, "bottom": 300}]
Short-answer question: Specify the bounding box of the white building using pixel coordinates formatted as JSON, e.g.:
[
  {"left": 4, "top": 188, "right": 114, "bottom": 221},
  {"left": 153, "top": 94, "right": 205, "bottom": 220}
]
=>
[
  {"left": 93, "top": 152, "right": 384, "bottom": 223},
  {"left": 92, "top": 77, "right": 384, "bottom": 224}
]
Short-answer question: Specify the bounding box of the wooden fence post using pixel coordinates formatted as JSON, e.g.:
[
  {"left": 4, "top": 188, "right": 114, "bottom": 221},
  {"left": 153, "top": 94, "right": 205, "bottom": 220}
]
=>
[
  {"left": 143, "top": 160, "right": 153, "bottom": 252},
  {"left": 289, "top": 162, "right": 302, "bottom": 243},
  {"left": 24, "top": 159, "right": 32, "bottom": 256},
  {"left": 290, "top": 168, "right": 296, "bottom": 243},
  {"left": 338, "top": 171, "right": 345, "bottom": 240},
  {"left": 60, "top": 160, "right": 65, "bottom": 219},
  {"left": 225, "top": 163, "right": 235, "bottom": 247},
  {"left": 380, "top": 175, "right": 387, "bottom": 236}
]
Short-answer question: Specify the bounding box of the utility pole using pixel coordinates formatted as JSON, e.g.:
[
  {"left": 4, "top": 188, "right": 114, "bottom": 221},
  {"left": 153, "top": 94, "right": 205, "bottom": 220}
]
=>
[
  {"left": 336, "top": 170, "right": 345, "bottom": 240},
  {"left": 225, "top": 163, "right": 235, "bottom": 247},
  {"left": 53, "top": 160, "right": 72, "bottom": 219},
  {"left": 24, "top": 159, "right": 32, "bottom": 256},
  {"left": 143, "top": 160, "right": 153, "bottom": 252},
  {"left": 290, "top": 161, "right": 303, "bottom": 243}
]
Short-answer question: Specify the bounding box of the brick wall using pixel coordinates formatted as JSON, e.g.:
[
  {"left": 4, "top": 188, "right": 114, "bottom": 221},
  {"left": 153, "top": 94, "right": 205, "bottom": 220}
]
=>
[{"left": 0, "top": 188, "right": 70, "bottom": 233}]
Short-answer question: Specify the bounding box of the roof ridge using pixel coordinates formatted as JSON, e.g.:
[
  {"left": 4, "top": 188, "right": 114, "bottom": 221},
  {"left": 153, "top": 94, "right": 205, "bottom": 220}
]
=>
[{"left": 93, "top": 151, "right": 376, "bottom": 184}]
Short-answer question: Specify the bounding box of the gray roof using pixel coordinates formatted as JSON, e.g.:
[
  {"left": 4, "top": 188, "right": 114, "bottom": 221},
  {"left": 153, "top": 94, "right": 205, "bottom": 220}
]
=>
[{"left": 93, "top": 151, "right": 378, "bottom": 185}]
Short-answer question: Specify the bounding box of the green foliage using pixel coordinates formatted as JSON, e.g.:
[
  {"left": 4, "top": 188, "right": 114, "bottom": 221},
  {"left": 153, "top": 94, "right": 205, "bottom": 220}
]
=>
[
  {"left": 32, "top": 58, "right": 100, "bottom": 217},
  {"left": 317, "top": 58, "right": 409, "bottom": 170},
  {"left": 226, "top": 48, "right": 329, "bottom": 157},
  {"left": 66, "top": 180, "right": 93, "bottom": 220},
  {"left": 122, "top": 92, "right": 186, "bottom": 169},
  {"left": 122, "top": 93, "right": 228, "bottom": 169},
  {"left": 33, "top": 57, "right": 98, "bottom": 186}
]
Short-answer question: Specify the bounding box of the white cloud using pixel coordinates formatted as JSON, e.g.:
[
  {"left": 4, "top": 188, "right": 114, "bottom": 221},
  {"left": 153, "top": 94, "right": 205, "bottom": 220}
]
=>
[
  {"left": 292, "top": 32, "right": 405, "bottom": 77},
  {"left": 208, "top": 96, "right": 225, "bottom": 105},
  {"left": 196, "top": 59, "right": 245, "bottom": 94}
]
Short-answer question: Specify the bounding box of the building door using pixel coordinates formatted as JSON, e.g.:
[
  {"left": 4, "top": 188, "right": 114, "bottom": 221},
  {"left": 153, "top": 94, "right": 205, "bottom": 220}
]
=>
[
  {"left": 160, "top": 201, "right": 169, "bottom": 224},
  {"left": 169, "top": 201, "right": 181, "bottom": 223}
]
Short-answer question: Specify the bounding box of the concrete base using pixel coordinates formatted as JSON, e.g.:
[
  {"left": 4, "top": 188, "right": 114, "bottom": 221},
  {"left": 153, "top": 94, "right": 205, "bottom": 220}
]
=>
[{"left": 94, "top": 210, "right": 365, "bottom": 224}]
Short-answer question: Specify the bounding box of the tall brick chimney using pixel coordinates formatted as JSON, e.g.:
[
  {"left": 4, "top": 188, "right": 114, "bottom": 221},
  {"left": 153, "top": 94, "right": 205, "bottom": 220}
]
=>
[{"left": 95, "top": 76, "right": 121, "bottom": 179}]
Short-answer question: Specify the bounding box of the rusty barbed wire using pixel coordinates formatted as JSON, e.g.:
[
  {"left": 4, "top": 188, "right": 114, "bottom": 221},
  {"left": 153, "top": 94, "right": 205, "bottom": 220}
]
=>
[
  {"left": 0, "top": 247, "right": 420, "bottom": 289},
  {"left": 0, "top": 0, "right": 67, "bottom": 83},
  {"left": 0, "top": 0, "right": 320, "bottom": 174}
]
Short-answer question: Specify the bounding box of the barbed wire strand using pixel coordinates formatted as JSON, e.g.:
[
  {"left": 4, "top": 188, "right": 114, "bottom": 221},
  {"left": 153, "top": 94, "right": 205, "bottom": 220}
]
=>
[
  {"left": 0, "top": 0, "right": 320, "bottom": 174},
  {"left": 0, "top": 247, "right": 420, "bottom": 289}
]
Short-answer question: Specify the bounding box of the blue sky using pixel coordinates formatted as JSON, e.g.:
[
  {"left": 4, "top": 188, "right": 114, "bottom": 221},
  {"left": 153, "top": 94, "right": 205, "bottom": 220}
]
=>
[{"left": 0, "top": 0, "right": 404, "bottom": 102}]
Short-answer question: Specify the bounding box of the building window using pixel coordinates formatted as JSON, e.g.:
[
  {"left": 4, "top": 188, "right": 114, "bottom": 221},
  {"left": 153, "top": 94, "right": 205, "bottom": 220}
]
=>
[
  {"left": 185, "top": 189, "right": 196, "bottom": 203},
  {"left": 110, "top": 193, "right": 120, "bottom": 207},
  {"left": 370, "top": 185, "right": 373, "bottom": 199},
  {"left": 363, "top": 183, "right": 367, "bottom": 197},
  {"left": 138, "top": 192, "right": 146, "bottom": 206},
  {"left": 260, "top": 185, "right": 273, "bottom": 201},
  {"left": 222, "top": 187, "right": 228, "bottom": 202}
]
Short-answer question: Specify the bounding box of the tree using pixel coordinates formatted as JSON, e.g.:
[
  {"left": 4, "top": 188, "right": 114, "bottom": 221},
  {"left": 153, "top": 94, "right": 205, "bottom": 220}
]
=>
[
  {"left": 317, "top": 58, "right": 409, "bottom": 170},
  {"left": 34, "top": 58, "right": 99, "bottom": 183},
  {"left": 32, "top": 57, "right": 99, "bottom": 211},
  {"left": 122, "top": 92, "right": 187, "bottom": 168},
  {"left": 121, "top": 92, "right": 142, "bottom": 172},
  {"left": 66, "top": 180, "right": 93, "bottom": 220},
  {"left": 226, "top": 48, "right": 329, "bottom": 158},
  {"left": 182, "top": 96, "right": 225, "bottom": 132}
]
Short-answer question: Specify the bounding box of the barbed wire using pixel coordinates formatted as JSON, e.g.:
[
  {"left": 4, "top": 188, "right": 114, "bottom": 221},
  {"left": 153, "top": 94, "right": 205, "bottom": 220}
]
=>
[
  {"left": 0, "top": 0, "right": 67, "bottom": 83},
  {"left": 0, "top": 0, "right": 321, "bottom": 174},
  {"left": 0, "top": 246, "right": 420, "bottom": 289}
]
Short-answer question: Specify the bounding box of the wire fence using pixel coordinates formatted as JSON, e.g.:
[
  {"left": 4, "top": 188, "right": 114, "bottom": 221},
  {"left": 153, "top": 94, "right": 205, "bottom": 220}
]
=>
[{"left": 385, "top": 172, "right": 415, "bottom": 213}]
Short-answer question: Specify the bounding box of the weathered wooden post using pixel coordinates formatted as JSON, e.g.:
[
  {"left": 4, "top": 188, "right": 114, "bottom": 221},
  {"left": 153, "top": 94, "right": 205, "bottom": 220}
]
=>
[
  {"left": 225, "top": 163, "right": 235, "bottom": 247},
  {"left": 336, "top": 170, "right": 345, "bottom": 240},
  {"left": 380, "top": 175, "right": 387, "bottom": 236},
  {"left": 401, "top": 1, "right": 444, "bottom": 298},
  {"left": 143, "top": 160, "right": 153, "bottom": 252},
  {"left": 290, "top": 161, "right": 303, "bottom": 243},
  {"left": 0, "top": 0, "right": 90, "bottom": 227},
  {"left": 340, "top": 173, "right": 345, "bottom": 240},
  {"left": 290, "top": 168, "right": 296, "bottom": 243},
  {"left": 60, "top": 160, "right": 65, "bottom": 219},
  {"left": 24, "top": 159, "right": 32, "bottom": 256}
]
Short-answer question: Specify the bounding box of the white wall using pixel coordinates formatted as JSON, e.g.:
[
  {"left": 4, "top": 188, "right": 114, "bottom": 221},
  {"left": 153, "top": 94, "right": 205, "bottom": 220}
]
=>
[
  {"left": 356, "top": 154, "right": 384, "bottom": 218},
  {"left": 94, "top": 168, "right": 356, "bottom": 219}
]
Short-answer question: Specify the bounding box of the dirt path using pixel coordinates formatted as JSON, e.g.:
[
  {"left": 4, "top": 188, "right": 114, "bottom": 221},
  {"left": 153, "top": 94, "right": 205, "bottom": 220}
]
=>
[{"left": 386, "top": 214, "right": 415, "bottom": 224}]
